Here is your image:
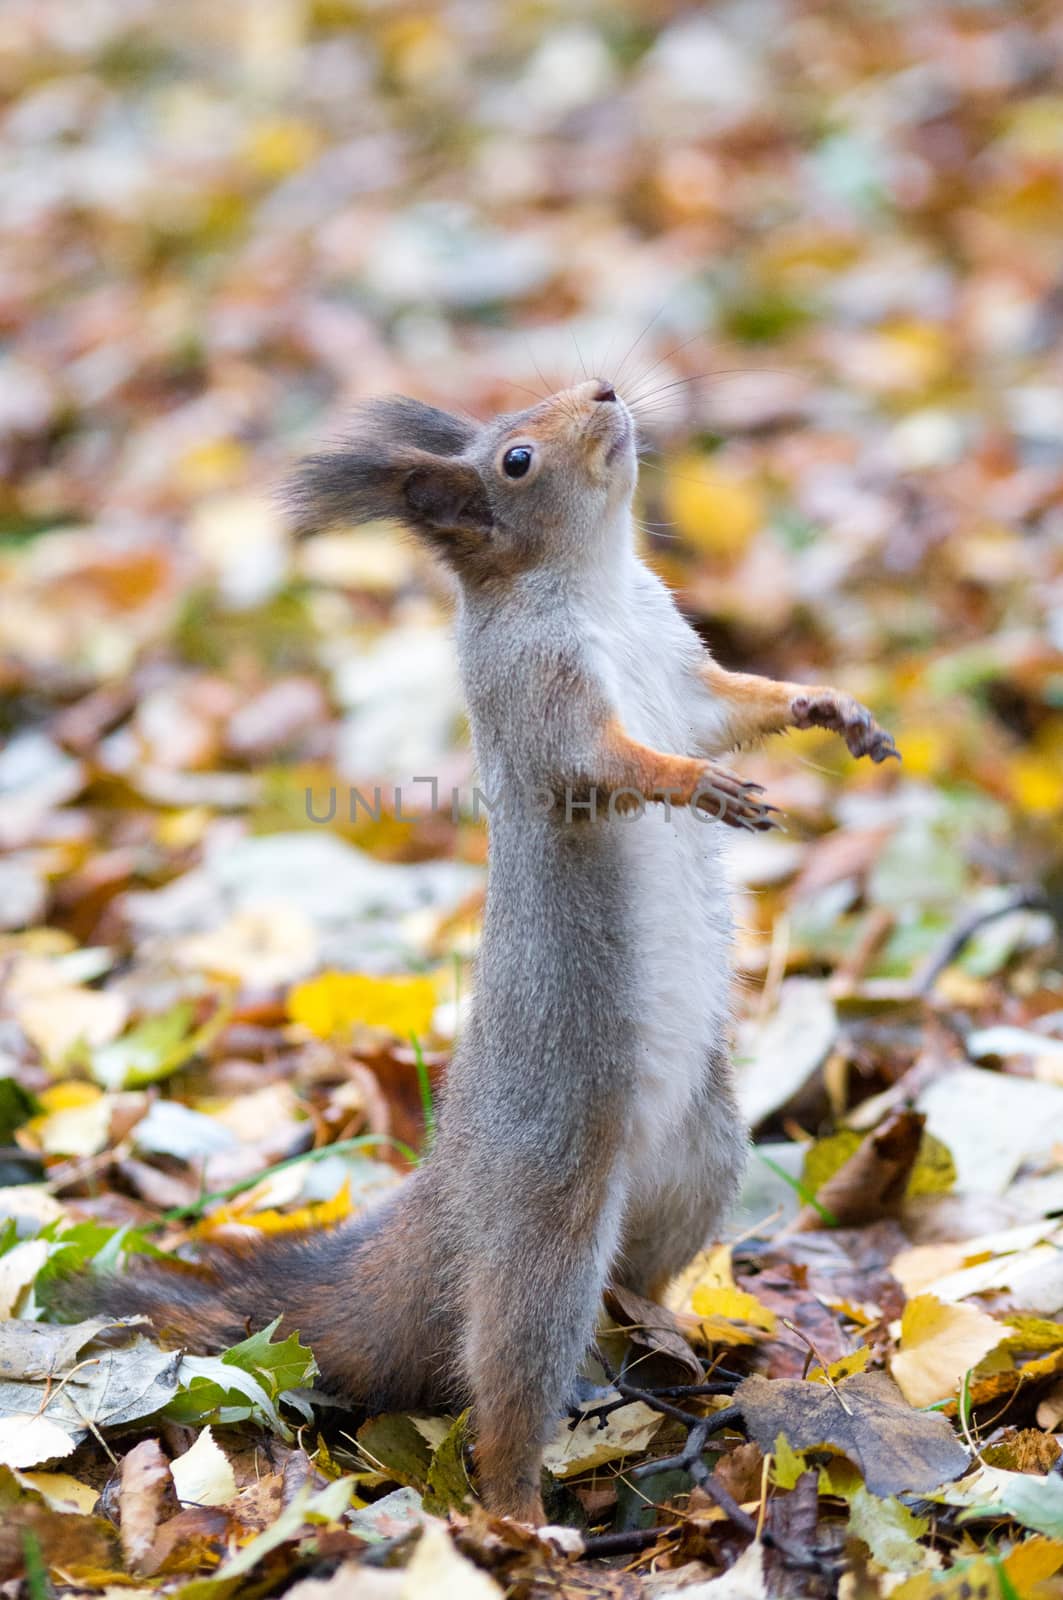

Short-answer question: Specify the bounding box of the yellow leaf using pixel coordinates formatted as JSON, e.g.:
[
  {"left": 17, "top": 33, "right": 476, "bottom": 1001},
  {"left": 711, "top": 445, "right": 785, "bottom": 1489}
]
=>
[
  {"left": 663, "top": 1242, "right": 735, "bottom": 1312},
  {"left": 690, "top": 1285, "right": 777, "bottom": 1333},
  {"left": 1001, "top": 1316, "right": 1063, "bottom": 1353},
  {"left": 15, "top": 1471, "right": 99, "bottom": 1514},
  {"left": 1011, "top": 752, "right": 1063, "bottom": 817},
  {"left": 199, "top": 1179, "right": 352, "bottom": 1238},
  {"left": 810, "top": 1346, "right": 871, "bottom": 1385},
  {"left": 1005, "top": 1535, "right": 1063, "bottom": 1593},
  {"left": 244, "top": 117, "right": 319, "bottom": 179},
  {"left": 771, "top": 1433, "right": 808, "bottom": 1489},
  {"left": 176, "top": 437, "right": 247, "bottom": 495},
  {"left": 893, "top": 721, "right": 950, "bottom": 781},
  {"left": 890, "top": 1294, "right": 1014, "bottom": 1408},
  {"left": 156, "top": 807, "right": 212, "bottom": 849},
  {"left": 873, "top": 319, "right": 952, "bottom": 392},
  {"left": 663, "top": 455, "right": 763, "bottom": 559},
  {"left": 24, "top": 1083, "right": 112, "bottom": 1158},
  {"left": 288, "top": 970, "right": 437, "bottom": 1040},
  {"left": 37, "top": 1082, "right": 104, "bottom": 1113}
]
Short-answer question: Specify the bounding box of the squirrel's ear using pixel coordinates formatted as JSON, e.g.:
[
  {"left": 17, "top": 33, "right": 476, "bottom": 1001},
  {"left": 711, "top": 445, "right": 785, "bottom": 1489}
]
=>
[
  {"left": 288, "top": 446, "right": 493, "bottom": 561},
  {"left": 287, "top": 396, "right": 492, "bottom": 565},
  {"left": 403, "top": 460, "right": 493, "bottom": 541}
]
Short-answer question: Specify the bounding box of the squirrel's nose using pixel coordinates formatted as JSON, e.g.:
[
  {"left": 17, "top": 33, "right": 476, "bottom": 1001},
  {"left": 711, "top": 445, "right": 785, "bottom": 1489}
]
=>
[{"left": 593, "top": 383, "right": 617, "bottom": 403}]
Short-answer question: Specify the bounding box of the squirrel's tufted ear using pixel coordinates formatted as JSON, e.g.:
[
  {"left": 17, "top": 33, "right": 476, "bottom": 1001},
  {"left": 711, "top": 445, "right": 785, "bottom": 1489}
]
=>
[
  {"left": 403, "top": 460, "right": 492, "bottom": 538},
  {"left": 286, "top": 396, "right": 493, "bottom": 566}
]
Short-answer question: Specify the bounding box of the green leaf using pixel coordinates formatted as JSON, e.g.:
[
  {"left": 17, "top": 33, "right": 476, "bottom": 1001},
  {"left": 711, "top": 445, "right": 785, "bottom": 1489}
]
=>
[
  {"left": 221, "top": 1316, "right": 319, "bottom": 1399},
  {"left": 90, "top": 1002, "right": 229, "bottom": 1091},
  {"left": 355, "top": 1413, "right": 434, "bottom": 1490},
  {"left": 950, "top": 1468, "right": 1063, "bottom": 1538},
  {"left": 0, "top": 1079, "right": 38, "bottom": 1143},
  {"left": 848, "top": 1486, "right": 930, "bottom": 1573},
  {"left": 163, "top": 1355, "right": 287, "bottom": 1435},
  {"left": 161, "top": 1320, "right": 319, "bottom": 1439},
  {"left": 34, "top": 1220, "right": 158, "bottom": 1305},
  {"left": 423, "top": 1409, "right": 473, "bottom": 1516}
]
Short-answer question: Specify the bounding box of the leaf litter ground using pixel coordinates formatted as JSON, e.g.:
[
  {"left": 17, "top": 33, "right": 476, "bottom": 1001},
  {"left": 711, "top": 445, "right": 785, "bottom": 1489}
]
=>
[{"left": 1, "top": 0, "right": 1063, "bottom": 1595}]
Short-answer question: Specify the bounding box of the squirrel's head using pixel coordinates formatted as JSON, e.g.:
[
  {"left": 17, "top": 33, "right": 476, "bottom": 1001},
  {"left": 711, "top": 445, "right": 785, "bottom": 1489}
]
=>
[{"left": 289, "top": 381, "right": 637, "bottom": 584}]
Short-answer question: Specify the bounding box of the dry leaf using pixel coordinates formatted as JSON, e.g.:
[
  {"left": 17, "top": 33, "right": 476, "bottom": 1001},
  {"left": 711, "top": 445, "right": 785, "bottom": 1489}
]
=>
[
  {"left": 734, "top": 1371, "right": 969, "bottom": 1497},
  {"left": 171, "top": 1426, "right": 237, "bottom": 1509},
  {"left": 891, "top": 1295, "right": 1014, "bottom": 1408},
  {"left": 119, "top": 1438, "right": 178, "bottom": 1573},
  {"left": 792, "top": 1109, "right": 925, "bottom": 1231}
]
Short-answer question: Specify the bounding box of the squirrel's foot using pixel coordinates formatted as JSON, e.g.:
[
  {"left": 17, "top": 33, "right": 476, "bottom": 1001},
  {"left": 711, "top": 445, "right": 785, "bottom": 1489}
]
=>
[
  {"left": 791, "top": 691, "right": 900, "bottom": 764},
  {"left": 693, "top": 765, "right": 781, "bottom": 832}
]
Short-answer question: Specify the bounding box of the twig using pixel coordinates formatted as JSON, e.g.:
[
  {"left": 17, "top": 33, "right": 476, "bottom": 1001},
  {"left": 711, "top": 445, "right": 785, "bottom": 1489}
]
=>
[
  {"left": 914, "top": 886, "right": 1050, "bottom": 998},
  {"left": 612, "top": 1380, "right": 825, "bottom": 1574},
  {"left": 571, "top": 1381, "right": 738, "bottom": 1432},
  {"left": 629, "top": 1412, "right": 740, "bottom": 1488},
  {"left": 581, "top": 1525, "right": 678, "bottom": 1557}
]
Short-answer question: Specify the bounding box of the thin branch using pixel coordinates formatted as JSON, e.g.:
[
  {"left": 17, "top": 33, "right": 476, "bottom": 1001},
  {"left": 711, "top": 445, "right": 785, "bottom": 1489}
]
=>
[{"left": 914, "top": 886, "right": 1050, "bottom": 998}]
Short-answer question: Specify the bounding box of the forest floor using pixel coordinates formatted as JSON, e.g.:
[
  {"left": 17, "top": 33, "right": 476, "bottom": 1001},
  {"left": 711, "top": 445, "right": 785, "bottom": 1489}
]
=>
[{"left": 1, "top": 1, "right": 1063, "bottom": 1595}]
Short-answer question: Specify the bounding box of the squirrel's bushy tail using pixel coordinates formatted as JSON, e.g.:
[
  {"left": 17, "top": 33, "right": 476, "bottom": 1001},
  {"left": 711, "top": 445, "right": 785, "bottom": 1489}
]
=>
[{"left": 51, "top": 1176, "right": 456, "bottom": 1414}]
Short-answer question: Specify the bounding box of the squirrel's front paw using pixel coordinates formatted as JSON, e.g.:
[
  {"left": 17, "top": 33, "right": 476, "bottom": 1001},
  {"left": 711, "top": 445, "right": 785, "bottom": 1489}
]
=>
[
  {"left": 693, "top": 764, "right": 781, "bottom": 832},
  {"left": 791, "top": 690, "right": 900, "bottom": 765}
]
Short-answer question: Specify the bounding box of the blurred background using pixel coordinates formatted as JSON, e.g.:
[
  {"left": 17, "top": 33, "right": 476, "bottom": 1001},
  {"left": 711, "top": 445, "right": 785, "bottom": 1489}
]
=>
[{"left": 1, "top": 0, "right": 1062, "bottom": 1202}]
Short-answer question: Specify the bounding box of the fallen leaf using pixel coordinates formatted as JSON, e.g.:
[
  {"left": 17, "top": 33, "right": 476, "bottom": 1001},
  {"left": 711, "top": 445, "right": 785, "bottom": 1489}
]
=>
[
  {"left": 607, "top": 1284, "right": 704, "bottom": 1378},
  {"left": 690, "top": 1286, "right": 777, "bottom": 1333},
  {"left": 15, "top": 1470, "right": 99, "bottom": 1514},
  {"left": 792, "top": 1109, "right": 925, "bottom": 1231},
  {"left": 0, "top": 1415, "right": 77, "bottom": 1471},
  {"left": 938, "top": 1464, "right": 1063, "bottom": 1538},
  {"left": 847, "top": 1485, "right": 932, "bottom": 1574},
  {"left": 422, "top": 1411, "right": 473, "bottom": 1516},
  {"left": 401, "top": 1521, "right": 504, "bottom": 1598},
  {"left": 543, "top": 1398, "right": 663, "bottom": 1478},
  {"left": 735, "top": 979, "right": 837, "bottom": 1128},
  {"left": 890, "top": 1295, "right": 1014, "bottom": 1408},
  {"left": 734, "top": 1371, "right": 969, "bottom": 1497},
  {"left": 982, "top": 1429, "right": 1060, "bottom": 1475},
  {"left": 664, "top": 455, "right": 764, "bottom": 559},
  {"left": 0, "top": 1240, "right": 49, "bottom": 1317},
  {"left": 654, "top": 1541, "right": 767, "bottom": 1597},
  {"left": 172, "top": 1427, "right": 237, "bottom": 1508},
  {"left": 288, "top": 970, "right": 437, "bottom": 1040},
  {"left": 119, "top": 1438, "right": 178, "bottom": 1572},
  {"left": 917, "top": 1066, "right": 1063, "bottom": 1194}
]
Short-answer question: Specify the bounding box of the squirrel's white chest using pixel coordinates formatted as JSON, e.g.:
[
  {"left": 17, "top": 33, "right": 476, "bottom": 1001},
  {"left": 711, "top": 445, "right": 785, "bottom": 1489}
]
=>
[{"left": 592, "top": 596, "right": 734, "bottom": 1175}]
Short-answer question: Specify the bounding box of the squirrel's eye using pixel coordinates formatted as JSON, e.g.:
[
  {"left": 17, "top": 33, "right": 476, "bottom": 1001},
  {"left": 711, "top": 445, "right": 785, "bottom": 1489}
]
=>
[{"left": 502, "top": 446, "right": 533, "bottom": 479}]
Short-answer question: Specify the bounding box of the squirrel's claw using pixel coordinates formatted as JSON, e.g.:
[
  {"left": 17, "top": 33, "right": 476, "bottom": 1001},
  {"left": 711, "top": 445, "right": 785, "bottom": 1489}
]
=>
[
  {"left": 791, "top": 691, "right": 901, "bottom": 766},
  {"left": 694, "top": 768, "right": 783, "bottom": 832}
]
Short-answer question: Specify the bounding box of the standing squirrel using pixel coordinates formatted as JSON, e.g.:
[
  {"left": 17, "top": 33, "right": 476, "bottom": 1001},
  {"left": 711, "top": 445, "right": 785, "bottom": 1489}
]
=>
[{"left": 62, "top": 381, "right": 897, "bottom": 1521}]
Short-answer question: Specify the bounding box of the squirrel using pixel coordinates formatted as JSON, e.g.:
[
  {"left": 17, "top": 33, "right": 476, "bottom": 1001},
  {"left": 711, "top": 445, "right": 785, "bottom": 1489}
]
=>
[{"left": 59, "top": 380, "right": 898, "bottom": 1522}]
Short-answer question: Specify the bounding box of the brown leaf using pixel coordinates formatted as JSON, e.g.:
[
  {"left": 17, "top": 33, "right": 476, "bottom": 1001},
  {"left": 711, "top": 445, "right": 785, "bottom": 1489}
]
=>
[
  {"left": 118, "top": 1437, "right": 179, "bottom": 1575},
  {"left": 709, "top": 1440, "right": 767, "bottom": 1506},
  {"left": 147, "top": 1506, "right": 234, "bottom": 1575},
  {"left": 791, "top": 1110, "right": 925, "bottom": 1232},
  {"left": 734, "top": 1370, "right": 969, "bottom": 1497},
  {"left": 606, "top": 1285, "right": 704, "bottom": 1380},
  {"left": 0, "top": 1499, "right": 120, "bottom": 1584},
  {"left": 982, "top": 1429, "right": 1062, "bottom": 1476}
]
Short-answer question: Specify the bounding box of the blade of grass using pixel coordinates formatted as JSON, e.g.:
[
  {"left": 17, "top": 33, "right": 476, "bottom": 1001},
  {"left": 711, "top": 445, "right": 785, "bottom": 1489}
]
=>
[
  {"left": 411, "top": 1032, "right": 436, "bottom": 1150},
  {"left": 756, "top": 1150, "right": 840, "bottom": 1227},
  {"left": 150, "top": 1133, "right": 419, "bottom": 1229}
]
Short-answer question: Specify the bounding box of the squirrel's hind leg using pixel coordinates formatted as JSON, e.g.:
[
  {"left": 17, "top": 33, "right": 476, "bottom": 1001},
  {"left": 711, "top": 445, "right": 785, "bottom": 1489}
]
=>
[
  {"left": 613, "top": 1049, "right": 747, "bottom": 1301},
  {"left": 460, "top": 1163, "right": 627, "bottom": 1521}
]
